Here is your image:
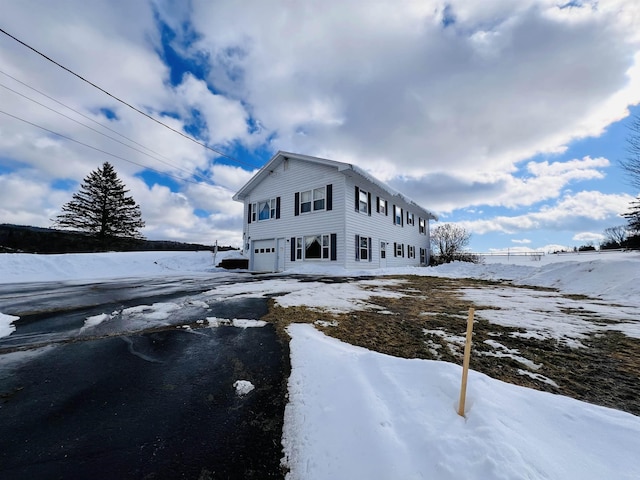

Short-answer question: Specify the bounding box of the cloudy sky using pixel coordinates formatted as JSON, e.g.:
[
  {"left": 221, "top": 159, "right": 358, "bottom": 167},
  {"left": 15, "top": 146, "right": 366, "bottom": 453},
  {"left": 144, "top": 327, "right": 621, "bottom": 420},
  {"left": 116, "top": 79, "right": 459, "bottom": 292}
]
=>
[{"left": 1, "top": 0, "right": 639, "bottom": 251}]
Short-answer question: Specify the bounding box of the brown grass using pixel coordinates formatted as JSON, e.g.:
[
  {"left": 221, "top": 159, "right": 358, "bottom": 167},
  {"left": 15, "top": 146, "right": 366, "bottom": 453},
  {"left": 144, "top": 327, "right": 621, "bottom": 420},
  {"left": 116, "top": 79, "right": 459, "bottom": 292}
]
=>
[{"left": 262, "top": 275, "right": 640, "bottom": 416}]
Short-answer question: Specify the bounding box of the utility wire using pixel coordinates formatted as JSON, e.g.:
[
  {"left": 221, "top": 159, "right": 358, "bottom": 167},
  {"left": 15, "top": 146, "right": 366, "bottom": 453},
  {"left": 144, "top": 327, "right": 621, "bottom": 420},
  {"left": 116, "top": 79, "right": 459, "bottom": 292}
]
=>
[
  {"left": 0, "top": 80, "right": 213, "bottom": 184},
  {"left": 0, "top": 68, "right": 212, "bottom": 184},
  {"left": 0, "top": 27, "right": 261, "bottom": 170},
  {"left": 0, "top": 108, "right": 212, "bottom": 188}
]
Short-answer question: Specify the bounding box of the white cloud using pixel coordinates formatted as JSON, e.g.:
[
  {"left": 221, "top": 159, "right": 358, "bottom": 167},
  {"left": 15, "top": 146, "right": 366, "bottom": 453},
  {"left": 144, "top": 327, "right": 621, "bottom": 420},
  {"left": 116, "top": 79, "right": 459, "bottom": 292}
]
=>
[
  {"left": 390, "top": 156, "right": 612, "bottom": 213},
  {"left": 184, "top": 0, "right": 640, "bottom": 177},
  {"left": 572, "top": 232, "right": 605, "bottom": 243},
  {"left": 459, "top": 191, "right": 635, "bottom": 235}
]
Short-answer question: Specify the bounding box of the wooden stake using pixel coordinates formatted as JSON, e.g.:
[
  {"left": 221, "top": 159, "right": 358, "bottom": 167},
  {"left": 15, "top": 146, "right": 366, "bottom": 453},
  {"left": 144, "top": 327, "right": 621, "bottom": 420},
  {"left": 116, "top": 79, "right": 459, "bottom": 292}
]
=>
[{"left": 458, "top": 307, "right": 475, "bottom": 417}]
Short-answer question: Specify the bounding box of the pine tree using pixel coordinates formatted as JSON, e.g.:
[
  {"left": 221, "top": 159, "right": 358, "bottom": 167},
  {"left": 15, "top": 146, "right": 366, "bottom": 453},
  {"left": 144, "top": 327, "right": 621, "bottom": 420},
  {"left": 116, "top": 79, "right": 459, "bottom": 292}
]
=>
[
  {"left": 623, "top": 197, "right": 640, "bottom": 233},
  {"left": 54, "top": 162, "right": 145, "bottom": 239}
]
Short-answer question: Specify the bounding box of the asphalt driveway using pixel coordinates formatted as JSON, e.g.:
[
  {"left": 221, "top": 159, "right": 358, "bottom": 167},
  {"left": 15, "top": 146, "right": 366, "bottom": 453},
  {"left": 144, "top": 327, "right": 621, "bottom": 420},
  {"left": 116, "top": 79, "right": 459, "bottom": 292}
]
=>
[{"left": 0, "top": 275, "right": 289, "bottom": 479}]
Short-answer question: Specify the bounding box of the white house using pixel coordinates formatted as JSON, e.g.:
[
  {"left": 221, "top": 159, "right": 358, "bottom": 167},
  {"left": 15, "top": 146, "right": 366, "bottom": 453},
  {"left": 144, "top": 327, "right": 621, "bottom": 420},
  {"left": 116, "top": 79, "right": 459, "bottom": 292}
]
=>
[{"left": 232, "top": 151, "right": 438, "bottom": 272}]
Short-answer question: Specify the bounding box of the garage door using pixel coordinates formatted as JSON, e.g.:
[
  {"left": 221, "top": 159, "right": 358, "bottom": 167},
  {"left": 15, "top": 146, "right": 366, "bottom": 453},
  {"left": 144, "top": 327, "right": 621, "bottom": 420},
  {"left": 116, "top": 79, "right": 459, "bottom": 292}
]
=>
[{"left": 252, "top": 239, "right": 276, "bottom": 272}]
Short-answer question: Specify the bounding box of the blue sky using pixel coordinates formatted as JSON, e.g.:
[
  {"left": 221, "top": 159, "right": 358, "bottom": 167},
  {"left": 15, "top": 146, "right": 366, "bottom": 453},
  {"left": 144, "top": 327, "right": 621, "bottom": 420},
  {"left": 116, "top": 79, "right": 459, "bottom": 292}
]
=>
[{"left": 1, "top": 0, "right": 639, "bottom": 251}]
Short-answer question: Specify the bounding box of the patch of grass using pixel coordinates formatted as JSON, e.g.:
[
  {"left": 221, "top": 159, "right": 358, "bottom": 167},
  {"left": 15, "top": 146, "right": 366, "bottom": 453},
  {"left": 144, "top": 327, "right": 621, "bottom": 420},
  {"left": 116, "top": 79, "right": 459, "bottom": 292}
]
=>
[{"left": 262, "top": 274, "right": 640, "bottom": 416}]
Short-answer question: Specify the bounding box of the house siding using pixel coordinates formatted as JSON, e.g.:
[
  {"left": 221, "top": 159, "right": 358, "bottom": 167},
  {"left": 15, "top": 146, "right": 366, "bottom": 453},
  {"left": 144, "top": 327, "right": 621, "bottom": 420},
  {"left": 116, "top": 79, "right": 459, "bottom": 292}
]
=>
[
  {"left": 343, "top": 175, "right": 430, "bottom": 270},
  {"left": 242, "top": 158, "right": 347, "bottom": 271},
  {"left": 235, "top": 152, "right": 435, "bottom": 271}
]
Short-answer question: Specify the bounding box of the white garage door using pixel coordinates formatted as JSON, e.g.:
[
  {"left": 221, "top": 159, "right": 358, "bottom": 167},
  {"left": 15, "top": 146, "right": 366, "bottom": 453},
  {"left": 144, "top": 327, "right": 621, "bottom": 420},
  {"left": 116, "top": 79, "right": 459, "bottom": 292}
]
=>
[{"left": 252, "top": 239, "right": 276, "bottom": 272}]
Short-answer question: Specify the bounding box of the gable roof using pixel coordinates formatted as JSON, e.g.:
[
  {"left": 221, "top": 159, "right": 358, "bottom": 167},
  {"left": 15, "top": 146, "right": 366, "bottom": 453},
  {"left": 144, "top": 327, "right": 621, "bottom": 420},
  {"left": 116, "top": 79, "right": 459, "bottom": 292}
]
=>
[{"left": 233, "top": 151, "right": 438, "bottom": 221}]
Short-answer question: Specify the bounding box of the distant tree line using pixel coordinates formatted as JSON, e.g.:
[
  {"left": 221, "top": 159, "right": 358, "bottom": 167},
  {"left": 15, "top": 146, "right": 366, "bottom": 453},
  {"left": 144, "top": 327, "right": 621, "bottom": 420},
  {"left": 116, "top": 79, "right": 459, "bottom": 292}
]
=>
[{"left": 0, "top": 224, "right": 232, "bottom": 254}]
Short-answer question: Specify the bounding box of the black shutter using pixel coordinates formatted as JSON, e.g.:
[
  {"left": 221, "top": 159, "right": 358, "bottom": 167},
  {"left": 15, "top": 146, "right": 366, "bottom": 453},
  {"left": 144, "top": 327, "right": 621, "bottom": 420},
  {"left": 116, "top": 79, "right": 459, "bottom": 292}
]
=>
[
  {"left": 276, "top": 197, "right": 281, "bottom": 219},
  {"left": 327, "top": 184, "right": 333, "bottom": 211},
  {"left": 294, "top": 192, "right": 300, "bottom": 216},
  {"left": 385, "top": 200, "right": 388, "bottom": 216},
  {"left": 392, "top": 205, "right": 396, "bottom": 224},
  {"left": 355, "top": 235, "right": 360, "bottom": 260},
  {"left": 367, "top": 192, "right": 372, "bottom": 216},
  {"left": 355, "top": 186, "right": 360, "bottom": 211},
  {"left": 330, "top": 233, "right": 337, "bottom": 261},
  {"left": 376, "top": 196, "right": 380, "bottom": 213},
  {"left": 402, "top": 244, "right": 405, "bottom": 257},
  {"left": 394, "top": 242, "right": 397, "bottom": 257},
  {"left": 368, "top": 237, "right": 372, "bottom": 262},
  {"left": 401, "top": 208, "right": 404, "bottom": 226},
  {"left": 247, "top": 203, "right": 252, "bottom": 224},
  {"left": 291, "top": 237, "right": 296, "bottom": 261}
]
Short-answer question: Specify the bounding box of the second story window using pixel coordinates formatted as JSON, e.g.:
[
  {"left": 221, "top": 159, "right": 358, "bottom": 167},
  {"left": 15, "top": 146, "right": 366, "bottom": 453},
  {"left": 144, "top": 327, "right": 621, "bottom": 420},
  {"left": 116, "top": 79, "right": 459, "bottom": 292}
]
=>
[
  {"left": 249, "top": 197, "right": 280, "bottom": 223},
  {"left": 359, "top": 189, "right": 369, "bottom": 213},
  {"left": 313, "top": 187, "right": 325, "bottom": 210},
  {"left": 406, "top": 212, "right": 414, "bottom": 226},
  {"left": 419, "top": 218, "right": 426, "bottom": 234},
  {"left": 377, "top": 196, "right": 387, "bottom": 215},
  {"left": 300, "top": 190, "right": 312, "bottom": 213},
  {"left": 295, "top": 185, "right": 332, "bottom": 216},
  {"left": 394, "top": 205, "right": 403, "bottom": 226},
  {"left": 354, "top": 186, "right": 371, "bottom": 216}
]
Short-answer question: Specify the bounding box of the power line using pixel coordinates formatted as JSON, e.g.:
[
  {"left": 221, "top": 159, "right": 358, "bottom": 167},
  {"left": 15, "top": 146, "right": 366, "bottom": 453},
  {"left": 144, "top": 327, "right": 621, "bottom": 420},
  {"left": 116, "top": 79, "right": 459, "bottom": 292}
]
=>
[
  {"left": 0, "top": 108, "right": 214, "bottom": 188},
  {"left": 0, "top": 79, "right": 213, "bottom": 184},
  {"left": 0, "top": 68, "right": 213, "bottom": 183},
  {"left": 0, "top": 27, "right": 261, "bottom": 170}
]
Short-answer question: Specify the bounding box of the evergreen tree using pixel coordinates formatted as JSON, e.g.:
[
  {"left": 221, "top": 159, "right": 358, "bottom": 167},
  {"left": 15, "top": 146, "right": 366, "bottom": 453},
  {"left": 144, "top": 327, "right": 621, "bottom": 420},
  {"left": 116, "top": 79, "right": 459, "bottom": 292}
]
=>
[
  {"left": 54, "top": 162, "right": 145, "bottom": 239},
  {"left": 623, "top": 197, "right": 640, "bottom": 233}
]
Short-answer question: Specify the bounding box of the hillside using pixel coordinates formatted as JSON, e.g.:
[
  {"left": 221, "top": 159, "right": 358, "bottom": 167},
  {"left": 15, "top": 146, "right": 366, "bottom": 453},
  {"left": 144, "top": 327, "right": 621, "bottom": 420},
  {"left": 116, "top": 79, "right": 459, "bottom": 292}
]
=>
[{"left": 0, "top": 224, "right": 232, "bottom": 254}]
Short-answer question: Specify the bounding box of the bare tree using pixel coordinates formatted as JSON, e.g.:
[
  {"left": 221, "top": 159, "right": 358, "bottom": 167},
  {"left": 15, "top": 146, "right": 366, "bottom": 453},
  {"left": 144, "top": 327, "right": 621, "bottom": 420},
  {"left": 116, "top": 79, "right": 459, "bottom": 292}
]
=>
[
  {"left": 430, "top": 223, "right": 477, "bottom": 264},
  {"left": 602, "top": 225, "right": 628, "bottom": 247}
]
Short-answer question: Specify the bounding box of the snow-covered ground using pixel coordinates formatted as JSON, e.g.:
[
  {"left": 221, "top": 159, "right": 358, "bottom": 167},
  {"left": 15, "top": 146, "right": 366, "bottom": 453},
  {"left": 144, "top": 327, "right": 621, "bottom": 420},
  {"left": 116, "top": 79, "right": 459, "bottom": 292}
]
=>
[{"left": 1, "top": 249, "right": 640, "bottom": 479}]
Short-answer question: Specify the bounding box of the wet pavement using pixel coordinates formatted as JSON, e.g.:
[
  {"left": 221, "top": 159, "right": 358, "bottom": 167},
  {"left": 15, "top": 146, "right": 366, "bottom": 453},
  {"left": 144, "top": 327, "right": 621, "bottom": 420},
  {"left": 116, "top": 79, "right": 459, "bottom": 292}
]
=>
[{"left": 0, "top": 275, "right": 289, "bottom": 479}]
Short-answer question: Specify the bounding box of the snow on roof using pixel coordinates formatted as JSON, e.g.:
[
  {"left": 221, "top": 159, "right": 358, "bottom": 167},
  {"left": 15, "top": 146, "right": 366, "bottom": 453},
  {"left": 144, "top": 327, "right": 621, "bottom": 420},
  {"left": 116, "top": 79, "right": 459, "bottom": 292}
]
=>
[{"left": 233, "top": 151, "right": 438, "bottom": 221}]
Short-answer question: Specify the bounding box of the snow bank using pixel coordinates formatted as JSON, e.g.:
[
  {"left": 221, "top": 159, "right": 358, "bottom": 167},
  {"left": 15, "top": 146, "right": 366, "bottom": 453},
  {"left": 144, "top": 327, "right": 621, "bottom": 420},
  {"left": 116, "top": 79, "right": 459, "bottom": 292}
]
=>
[
  {"left": 0, "top": 312, "right": 19, "bottom": 338},
  {"left": 282, "top": 324, "right": 640, "bottom": 480},
  {"left": 0, "top": 250, "right": 244, "bottom": 284},
  {"left": 423, "top": 251, "right": 640, "bottom": 306}
]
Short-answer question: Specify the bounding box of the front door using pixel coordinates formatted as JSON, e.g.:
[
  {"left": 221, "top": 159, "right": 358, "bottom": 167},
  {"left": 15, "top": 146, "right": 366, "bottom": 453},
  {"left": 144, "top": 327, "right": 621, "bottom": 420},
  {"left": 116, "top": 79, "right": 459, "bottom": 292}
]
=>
[{"left": 379, "top": 241, "right": 387, "bottom": 268}]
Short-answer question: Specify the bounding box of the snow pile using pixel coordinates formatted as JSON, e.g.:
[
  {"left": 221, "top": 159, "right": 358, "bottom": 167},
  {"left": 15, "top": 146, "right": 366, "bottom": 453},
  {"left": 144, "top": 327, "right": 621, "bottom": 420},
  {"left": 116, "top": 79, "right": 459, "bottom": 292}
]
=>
[
  {"left": 233, "top": 380, "right": 256, "bottom": 396},
  {"left": 0, "top": 250, "right": 244, "bottom": 284},
  {"left": 282, "top": 324, "right": 640, "bottom": 480},
  {"left": 0, "top": 312, "right": 19, "bottom": 338},
  {"left": 425, "top": 251, "right": 640, "bottom": 306}
]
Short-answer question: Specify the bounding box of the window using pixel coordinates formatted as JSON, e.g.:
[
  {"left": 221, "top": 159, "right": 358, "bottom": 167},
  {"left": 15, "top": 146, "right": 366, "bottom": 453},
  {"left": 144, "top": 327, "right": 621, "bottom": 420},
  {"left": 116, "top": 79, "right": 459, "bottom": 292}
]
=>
[
  {"left": 300, "top": 190, "right": 312, "bottom": 213},
  {"left": 419, "top": 218, "right": 426, "bottom": 234},
  {"left": 355, "top": 186, "right": 371, "bottom": 215},
  {"left": 408, "top": 245, "right": 415, "bottom": 258},
  {"left": 291, "top": 234, "right": 336, "bottom": 261},
  {"left": 296, "top": 237, "right": 303, "bottom": 260},
  {"left": 313, "top": 187, "right": 325, "bottom": 210},
  {"left": 355, "top": 235, "right": 372, "bottom": 261},
  {"left": 420, "top": 248, "right": 427, "bottom": 264},
  {"left": 406, "top": 212, "right": 414, "bottom": 226},
  {"left": 380, "top": 241, "right": 386, "bottom": 259},
  {"left": 359, "top": 190, "right": 369, "bottom": 213},
  {"left": 295, "top": 235, "right": 331, "bottom": 260},
  {"left": 394, "top": 205, "right": 403, "bottom": 226},
  {"left": 394, "top": 242, "right": 404, "bottom": 257},
  {"left": 377, "top": 197, "right": 387, "bottom": 215},
  {"left": 249, "top": 197, "right": 280, "bottom": 223},
  {"left": 297, "top": 186, "right": 329, "bottom": 215}
]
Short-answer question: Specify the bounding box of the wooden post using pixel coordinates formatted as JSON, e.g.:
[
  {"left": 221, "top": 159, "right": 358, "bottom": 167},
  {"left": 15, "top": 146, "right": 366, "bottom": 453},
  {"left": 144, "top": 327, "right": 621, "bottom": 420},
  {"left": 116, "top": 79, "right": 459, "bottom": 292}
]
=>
[{"left": 458, "top": 307, "right": 475, "bottom": 417}]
